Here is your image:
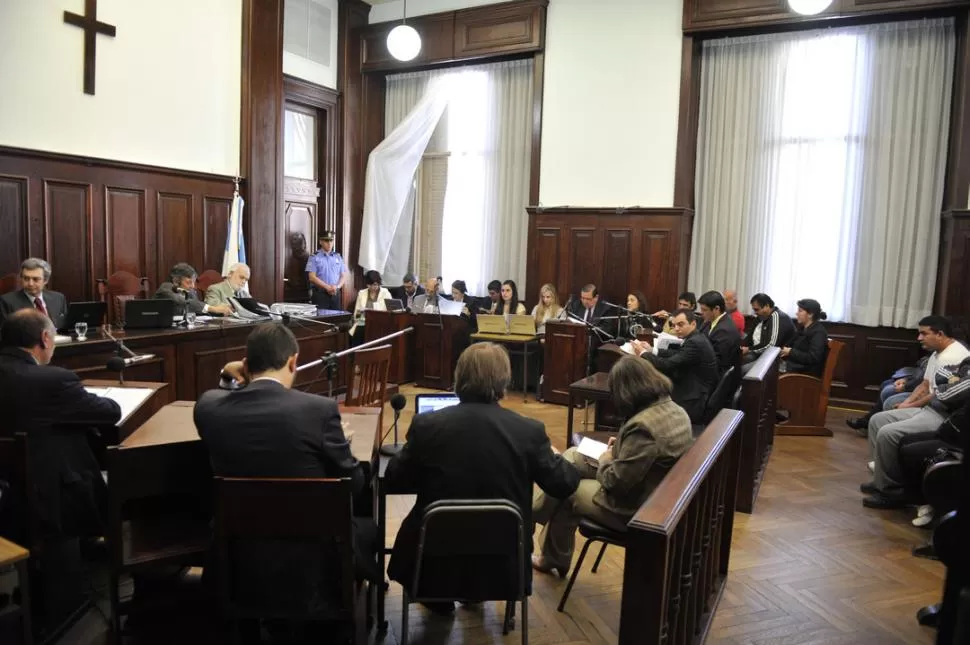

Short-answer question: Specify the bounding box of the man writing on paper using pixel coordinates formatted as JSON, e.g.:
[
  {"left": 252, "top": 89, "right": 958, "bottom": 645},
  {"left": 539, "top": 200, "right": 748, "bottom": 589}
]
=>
[{"left": 0, "top": 309, "right": 121, "bottom": 538}]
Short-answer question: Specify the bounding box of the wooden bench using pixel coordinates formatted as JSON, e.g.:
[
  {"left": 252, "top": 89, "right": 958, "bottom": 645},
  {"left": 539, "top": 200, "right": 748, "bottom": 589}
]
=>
[
  {"left": 736, "top": 347, "right": 780, "bottom": 513},
  {"left": 618, "top": 409, "right": 744, "bottom": 645},
  {"left": 775, "top": 339, "right": 845, "bottom": 437}
]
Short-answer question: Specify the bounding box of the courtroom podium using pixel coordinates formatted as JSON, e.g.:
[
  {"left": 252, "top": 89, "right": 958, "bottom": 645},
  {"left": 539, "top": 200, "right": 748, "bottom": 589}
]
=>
[
  {"left": 412, "top": 313, "right": 469, "bottom": 390},
  {"left": 365, "top": 310, "right": 414, "bottom": 384},
  {"left": 543, "top": 320, "right": 588, "bottom": 405},
  {"left": 81, "top": 379, "right": 171, "bottom": 444}
]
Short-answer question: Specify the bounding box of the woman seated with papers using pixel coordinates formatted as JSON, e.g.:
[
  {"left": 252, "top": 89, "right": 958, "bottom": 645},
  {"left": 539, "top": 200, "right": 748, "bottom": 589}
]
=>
[
  {"left": 531, "top": 357, "right": 693, "bottom": 578},
  {"left": 349, "top": 270, "right": 391, "bottom": 346}
]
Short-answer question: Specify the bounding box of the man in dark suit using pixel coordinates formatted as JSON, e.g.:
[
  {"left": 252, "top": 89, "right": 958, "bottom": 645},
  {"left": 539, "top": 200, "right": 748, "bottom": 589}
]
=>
[
  {"left": 155, "top": 262, "right": 233, "bottom": 317},
  {"left": 567, "top": 284, "right": 610, "bottom": 325},
  {"left": 194, "top": 323, "right": 379, "bottom": 613},
  {"left": 386, "top": 342, "right": 579, "bottom": 613},
  {"left": 632, "top": 309, "right": 719, "bottom": 424},
  {"left": 389, "top": 272, "right": 425, "bottom": 310},
  {"left": 697, "top": 290, "right": 741, "bottom": 375},
  {"left": 0, "top": 258, "right": 68, "bottom": 330},
  {"left": 0, "top": 309, "right": 121, "bottom": 538}
]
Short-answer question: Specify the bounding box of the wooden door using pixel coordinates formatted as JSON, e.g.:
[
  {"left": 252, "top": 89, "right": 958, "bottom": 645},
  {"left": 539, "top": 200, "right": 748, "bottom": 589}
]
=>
[{"left": 283, "top": 104, "right": 320, "bottom": 302}]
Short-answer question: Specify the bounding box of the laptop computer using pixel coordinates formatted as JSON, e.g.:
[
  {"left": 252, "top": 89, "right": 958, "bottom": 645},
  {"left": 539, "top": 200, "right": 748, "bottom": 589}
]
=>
[
  {"left": 61, "top": 301, "right": 107, "bottom": 331},
  {"left": 124, "top": 299, "right": 175, "bottom": 329},
  {"left": 383, "top": 298, "right": 405, "bottom": 312},
  {"left": 476, "top": 314, "right": 507, "bottom": 335},
  {"left": 415, "top": 392, "right": 461, "bottom": 415},
  {"left": 508, "top": 314, "right": 537, "bottom": 336}
]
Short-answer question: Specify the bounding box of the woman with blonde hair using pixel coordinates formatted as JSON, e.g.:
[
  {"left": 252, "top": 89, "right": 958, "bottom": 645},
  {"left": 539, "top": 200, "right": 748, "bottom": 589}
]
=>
[
  {"left": 532, "top": 356, "right": 693, "bottom": 578},
  {"left": 531, "top": 283, "right": 563, "bottom": 335}
]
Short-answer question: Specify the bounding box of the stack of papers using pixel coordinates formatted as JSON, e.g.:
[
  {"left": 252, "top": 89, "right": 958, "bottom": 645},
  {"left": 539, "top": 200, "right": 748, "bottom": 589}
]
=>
[{"left": 84, "top": 387, "right": 155, "bottom": 425}]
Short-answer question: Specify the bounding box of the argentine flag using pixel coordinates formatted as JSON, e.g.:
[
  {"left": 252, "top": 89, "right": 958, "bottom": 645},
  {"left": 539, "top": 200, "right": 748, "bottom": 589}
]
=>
[{"left": 221, "top": 191, "right": 247, "bottom": 276}]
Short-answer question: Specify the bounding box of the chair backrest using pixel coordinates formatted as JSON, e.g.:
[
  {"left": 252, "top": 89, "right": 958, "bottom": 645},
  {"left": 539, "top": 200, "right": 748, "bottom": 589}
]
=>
[
  {"left": 97, "top": 271, "right": 150, "bottom": 325},
  {"left": 196, "top": 270, "right": 224, "bottom": 298},
  {"left": 346, "top": 344, "right": 392, "bottom": 409},
  {"left": 815, "top": 339, "right": 845, "bottom": 419},
  {"left": 412, "top": 499, "right": 525, "bottom": 602},
  {"left": 703, "top": 365, "right": 740, "bottom": 424},
  {"left": 0, "top": 273, "right": 18, "bottom": 295},
  {"left": 214, "top": 476, "right": 356, "bottom": 620}
]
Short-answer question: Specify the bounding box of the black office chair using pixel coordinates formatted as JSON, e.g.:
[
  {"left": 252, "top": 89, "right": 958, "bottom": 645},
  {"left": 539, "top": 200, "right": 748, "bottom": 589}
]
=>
[
  {"left": 402, "top": 499, "right": 528, "bottom": 645},
  {"left": 556, "top": 517, "right": 627, "bottom": 613},
  {"left": 702, "top": 365, "right": 740, "bottom": 426}
]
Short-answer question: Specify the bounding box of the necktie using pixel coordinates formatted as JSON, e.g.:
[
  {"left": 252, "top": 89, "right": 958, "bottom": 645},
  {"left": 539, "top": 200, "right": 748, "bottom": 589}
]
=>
[
  {"left": 34, "top": 297, "right": 48, "bottom": 317},
  {"left": 585, "top": 308, "right": 591, "bottom": 322}
]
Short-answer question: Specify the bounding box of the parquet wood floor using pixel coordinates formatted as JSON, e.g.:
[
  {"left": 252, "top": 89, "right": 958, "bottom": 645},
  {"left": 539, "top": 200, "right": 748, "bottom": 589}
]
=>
[{"left": 56, "top": 391, "right": 944, "bottom": 644}]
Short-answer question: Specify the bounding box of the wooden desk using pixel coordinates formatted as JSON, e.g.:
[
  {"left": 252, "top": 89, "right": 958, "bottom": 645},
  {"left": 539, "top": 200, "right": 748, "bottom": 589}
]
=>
[
  {"left": 81, "top": 379, "right": 170, "bottom": 443},
  {"left": 412, "top": 313, "right": 468, "bottom": 390},
  {"left": 470, "top": 332, "right": 540, "bottom": 402},
  {"left": 566, "top": 372, "right": 614, "bottom": 446},
  {"left": 364, "top": 311, "right": 414, "bottom": 384},
  {"left": 543, "top": 321, "right": 588, "bottom": 405},
  {"left": 54, "top": 313, "right": 351, "bottom": 400},
  {"left": 0, "top": 537, "right": 31, "bottom": 645}
]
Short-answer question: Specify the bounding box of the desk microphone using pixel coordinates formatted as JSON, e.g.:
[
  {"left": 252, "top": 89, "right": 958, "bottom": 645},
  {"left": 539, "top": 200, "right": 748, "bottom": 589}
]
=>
[{"left": 379, "top": 394, "right": 408, "bottom": 456}]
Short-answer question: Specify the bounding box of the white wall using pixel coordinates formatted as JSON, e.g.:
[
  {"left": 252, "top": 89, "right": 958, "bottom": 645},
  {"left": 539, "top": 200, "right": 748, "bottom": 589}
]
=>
[
  {"left": 0, "top": 0, "right": 242, "bottom": 176},
  {"left": 540, "top": 0, "right": 683, "bottom": 207}
]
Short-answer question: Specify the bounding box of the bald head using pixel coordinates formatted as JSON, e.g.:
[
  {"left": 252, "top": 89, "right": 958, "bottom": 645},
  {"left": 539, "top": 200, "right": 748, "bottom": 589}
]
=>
[
  {"left": 1, "top": 309, "right": 57, "bottom": 364},
  {"left": 723, "top": 289, "right": 738, "bottom": 313}
]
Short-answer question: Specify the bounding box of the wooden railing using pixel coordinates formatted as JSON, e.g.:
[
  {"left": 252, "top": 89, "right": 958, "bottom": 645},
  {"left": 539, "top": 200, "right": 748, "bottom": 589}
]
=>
[
  {"left": 618, "top": 409, "right": 744, "bottom": 645},
  {"left": 736, "top": 347, "right": 780, "bottom": 513}
]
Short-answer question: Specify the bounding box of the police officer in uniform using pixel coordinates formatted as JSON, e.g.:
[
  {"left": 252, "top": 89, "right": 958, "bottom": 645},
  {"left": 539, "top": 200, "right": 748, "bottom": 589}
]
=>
[{"left": 305, "top": 230, "right": 347, "bottom": 311}]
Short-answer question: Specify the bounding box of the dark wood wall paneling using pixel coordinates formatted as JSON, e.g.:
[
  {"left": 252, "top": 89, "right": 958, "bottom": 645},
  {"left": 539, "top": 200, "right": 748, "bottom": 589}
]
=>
[
  {"left": 525, "top": 208, "right": 694, "bottom": 314},
  {"left": 825, "top": 322, "right": 922, "bottom": 407},
  {"left": 0, "top": 147, "right": 234, "bottom": 304}
]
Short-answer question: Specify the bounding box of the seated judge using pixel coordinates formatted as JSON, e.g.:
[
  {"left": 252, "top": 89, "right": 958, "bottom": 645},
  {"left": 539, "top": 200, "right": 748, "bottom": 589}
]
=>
[
  {"left": 479, "top": 280, "right": 502, "bottom": 314},
  {"left": 204, "top": 262, "right": 251, "bottom": 308},
  {"left": 385, "top": 343, "right": 579, "bottom": 612},
  {"left": 697, "top": 290, "right": 741, "bottom": 375},
  {"left": 0, "top": 309, "right": 121, "bottom": 538},
  {"left": 156, "top": 263, "right": 233, "bottom": 316},
  {"left": 630, "top": 309, "right": 719, "bottom": 424},
  {"left": 195, "top": 323, "right": 380, "bottom": 605},
  {"left": 349, "top": 270, "right": 392, "bottom": 346},
  {"left": 496, "top": 280, "right": 527, "bottom": 316},
  {"left": 532, "top": 357, "right": 693, "bottom": 578},
  {"left": 653, "top": 291, "right": 696, "bottom": 335},
  {"left": 780, "top": 299, "right": 828, "bottom": 376},
  {"left": 390, "top": 272, "right": 424, "bottom": 310},
  {"left": 0, "top": 257, "right": 68, "bottom": 330},
  {"left": 411, "top": 277, "right": 442, "bottom": 313},
  {"left": 742, "top": 293, "right": 795, "bottom": 364},
  {"left": 531, "top": 283, "right": 563, "bottom": 336}
]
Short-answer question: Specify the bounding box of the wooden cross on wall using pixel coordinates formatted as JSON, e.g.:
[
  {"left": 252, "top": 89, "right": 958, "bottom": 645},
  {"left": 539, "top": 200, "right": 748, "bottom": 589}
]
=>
[{"left": 63, "top": 0, "right": 117, "bottom": 95}]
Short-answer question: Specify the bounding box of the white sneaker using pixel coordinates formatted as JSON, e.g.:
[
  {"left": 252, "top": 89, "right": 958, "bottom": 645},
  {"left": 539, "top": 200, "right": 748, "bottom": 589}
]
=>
[
  {"left": 917, "top": 504, "right": 933, "bottom": 517},
  {"left": 913, "top": 511, "right": 934, "bottom": 528},
  {"left": 867, "top": 461, "right": 874, "bottom": 473}
]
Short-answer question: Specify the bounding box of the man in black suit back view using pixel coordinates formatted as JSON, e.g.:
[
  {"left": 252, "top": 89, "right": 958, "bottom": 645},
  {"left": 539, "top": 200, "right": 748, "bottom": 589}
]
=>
[
  {"left": 386, "top": 342, "right": 580, "bottom": 613},
  {"left": 0, "top": 257, "right": 69, "bottom": 330},
  {"left": 194, "top": 322, "right": 379, "bottom": 616},
  {"left": 0, "top": 309, "right": 121, "bottom": 539}
]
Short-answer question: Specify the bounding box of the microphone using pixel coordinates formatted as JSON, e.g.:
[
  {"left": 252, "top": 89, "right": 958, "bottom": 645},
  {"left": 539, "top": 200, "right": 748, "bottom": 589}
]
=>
[
  {"left": 106, "top": 356, "right": 126, "bottom": 385},
  {"left": 103, "top": 328, "right": 136, "bottom": 358},
  {"left": 379, "top": 393, "right": 408, "bottom": 456}
]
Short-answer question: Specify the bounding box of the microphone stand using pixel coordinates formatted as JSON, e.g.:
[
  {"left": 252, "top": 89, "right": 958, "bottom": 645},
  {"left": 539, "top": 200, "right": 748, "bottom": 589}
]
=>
[
  {"left": 297, "top": 327, "right": 414, "bottom": 398},
  {"left": 103, "top": 328, "right": 137, "bottom": 358},
  {"left": 565, "top": 312, "right": 618, "bottom": 434},
  {"left": 602, "top": 301, "right": 655, "bottom": 339}
]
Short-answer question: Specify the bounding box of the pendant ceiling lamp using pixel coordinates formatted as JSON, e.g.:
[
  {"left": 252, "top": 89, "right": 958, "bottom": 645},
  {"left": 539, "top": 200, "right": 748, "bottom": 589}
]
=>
[
  {"left": 387, "top": 0, "right": 422, "bottom": 62},
  {"left": 788, "top": 0, "right": 834, "bottom": 15}
]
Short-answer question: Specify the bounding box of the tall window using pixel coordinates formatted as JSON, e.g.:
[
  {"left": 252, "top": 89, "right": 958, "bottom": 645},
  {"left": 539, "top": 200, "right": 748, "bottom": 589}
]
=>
[{"left": 690, "top": 19, "right": 955, "bottom": 327}]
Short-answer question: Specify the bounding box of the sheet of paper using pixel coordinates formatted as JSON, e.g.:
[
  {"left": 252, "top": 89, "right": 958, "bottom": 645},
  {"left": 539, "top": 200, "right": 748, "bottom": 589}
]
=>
[
  {"left": 83, "top": 386, "right": 155, "bottom": 425},
  {"left": 653, "top": 332, "right": 683, "bottom": 355},
  {"left": 620, "top": 342, "right": 639, "bottom": 356},
  {"left": 55, "top": 334, "right": 73, "bottom": 344},
  {"left": 576, "top": 437, "right": 609, "bottom": 463}
]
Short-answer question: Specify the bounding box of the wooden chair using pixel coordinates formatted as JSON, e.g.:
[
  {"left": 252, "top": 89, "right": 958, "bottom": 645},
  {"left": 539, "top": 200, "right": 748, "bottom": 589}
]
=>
[
  {"left": 0, "top": 273, "right": 19, "bottom": 295},
  {"left": 775, "top": 339, "right": 845, "bottom": 437},
  {"left": 105, "top": 442, "right": 213, "bottom": 641},
  {"left": 96, "top": 271, "right": 150, "bottom": 326},
  {"left": 0, "top": 533, "right": 32, "bottom": 645},
  {"left": 196, "top": 269, "right": 224, "bottom": 300},
  {"left": 344, "top": 345, "right": 392, "bottom": 428},
  {"left": 402, "top": 499, "right": 528, "bottom": 645},
  {"left": 213, "top": 476, "right": 369, "bottom": 645}
]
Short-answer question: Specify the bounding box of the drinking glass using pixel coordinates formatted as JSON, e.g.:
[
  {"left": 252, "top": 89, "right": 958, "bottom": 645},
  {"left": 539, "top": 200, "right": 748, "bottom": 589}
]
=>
[
  {"left": 186, "top": 311, "right": 197, "bottom": 328},
  {"left": 75, "top": 322, "right": 88, "bottom": 341}
]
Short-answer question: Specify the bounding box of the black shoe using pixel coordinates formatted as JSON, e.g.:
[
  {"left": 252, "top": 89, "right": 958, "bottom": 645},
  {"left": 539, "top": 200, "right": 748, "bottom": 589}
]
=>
[
  {"left": 862, "top": 494, "right": 911, "bottom": 510},
  {"left": 420, "top": 601, "right": 456, "bottom": 616},
  {"left": 845, "top": 417, "right": 868, "bottom": 430},
  {"left": 912, "top": 543, "right": 938, "bottom": 560},
  {"left": 860, "top": 481, "right": 879, "bottom": 495}
]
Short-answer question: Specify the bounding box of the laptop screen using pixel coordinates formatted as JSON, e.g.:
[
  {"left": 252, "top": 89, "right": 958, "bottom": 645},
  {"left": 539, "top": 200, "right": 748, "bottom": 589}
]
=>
[{"left": 415, "top": 393, "right": 461, "bottom": 415}]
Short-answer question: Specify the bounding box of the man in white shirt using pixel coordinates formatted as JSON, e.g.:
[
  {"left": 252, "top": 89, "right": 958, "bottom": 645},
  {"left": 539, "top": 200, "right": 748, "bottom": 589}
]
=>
[{"left": 863, "top": 315, "right": 970, "bottom": 508}]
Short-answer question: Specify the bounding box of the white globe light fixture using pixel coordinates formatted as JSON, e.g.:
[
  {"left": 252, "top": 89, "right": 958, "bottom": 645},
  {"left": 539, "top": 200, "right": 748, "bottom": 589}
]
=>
[
  {"left": 788, "top": 0, "right": 834, "bottom": 15},
  {"left": 387, "top": 0, "right": 421, "bottom": 62}
]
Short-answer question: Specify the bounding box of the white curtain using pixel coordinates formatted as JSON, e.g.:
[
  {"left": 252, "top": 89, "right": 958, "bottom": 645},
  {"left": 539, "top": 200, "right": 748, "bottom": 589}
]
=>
[
  {"left": 359, "top": 76, "right": 452, "bottom": 279},
  {"left": 373, "top": 59, "right": 533, "bottom": 296},
  {"left": 689, "top": 18, "right": 955, "bottom": 327}
]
